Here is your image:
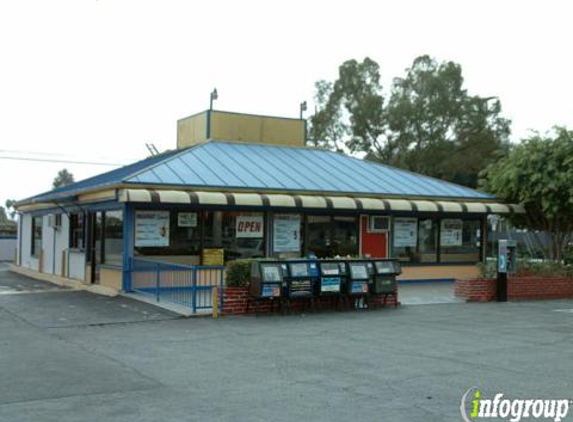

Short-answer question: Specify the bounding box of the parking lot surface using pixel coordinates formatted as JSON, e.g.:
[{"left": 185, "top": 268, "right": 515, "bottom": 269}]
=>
[{"left": 1, "top": 265, "right": 572, "bottom": 422}]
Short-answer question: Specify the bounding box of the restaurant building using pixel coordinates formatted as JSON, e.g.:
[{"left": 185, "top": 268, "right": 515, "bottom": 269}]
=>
[{"left": 14, "top": 109, "right": 522, "bottom": 293}]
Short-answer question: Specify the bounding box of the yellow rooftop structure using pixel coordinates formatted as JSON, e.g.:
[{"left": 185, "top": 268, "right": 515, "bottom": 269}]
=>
[{"left": 177, "top": 110, "right": 307, "bottom": 149}]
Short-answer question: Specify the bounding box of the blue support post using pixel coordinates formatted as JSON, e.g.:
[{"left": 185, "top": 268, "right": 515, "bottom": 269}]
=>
[
  {"left": 191, "top": 268, "right": 197, "bottom": 314},
  {"left": 122, "top": 203, "right": 134, "bottom": 292},
  {"left": 155, "top": 263, "right": 161, "bottom": 302}
]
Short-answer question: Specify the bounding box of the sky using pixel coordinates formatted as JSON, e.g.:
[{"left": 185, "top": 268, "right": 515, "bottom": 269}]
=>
[{"left": 0, "top": 0, "right": 571, "bottom": 209}]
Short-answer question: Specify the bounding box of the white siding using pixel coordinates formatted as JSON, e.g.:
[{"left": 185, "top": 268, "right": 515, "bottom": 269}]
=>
[
  {"left": 20, "top": 213, "right": 38, "bottom": 270},
  {"left": 68, "top": 250, "right": 86, "bottom": 281},
  {"left": 0, "top": 238, "right": 16, "bottom": 262}
]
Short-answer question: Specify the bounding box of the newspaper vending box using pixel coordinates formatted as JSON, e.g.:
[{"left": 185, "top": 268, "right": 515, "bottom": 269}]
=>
[
  {"left": 371, "top": 259, "right": 402, "bottom": 294},
  {"left": 249, "top": 260, "right": 284, "bottom": 298}
]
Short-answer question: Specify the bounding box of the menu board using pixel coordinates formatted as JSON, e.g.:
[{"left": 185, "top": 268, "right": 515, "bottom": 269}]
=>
[
  {"left": 135, "top": 211, "right": 170, "bottom": 247},
  {"left": 349, "top": 263, "right": 368, "bottom": 279},
  {"left": 262, "top": 265, "right": 282, "bottom": 282},
  {"left": 394, "top": 218, "right": 418, "bottom": 247},
  {"left": 440, "top": 219, "right": 463, "bottom": 246},
  {"left": 273, "top": 214, "right": 301, "bottom": 253},
  {"left": 178, "top": 212, "right": 197, "bottom": 227}
]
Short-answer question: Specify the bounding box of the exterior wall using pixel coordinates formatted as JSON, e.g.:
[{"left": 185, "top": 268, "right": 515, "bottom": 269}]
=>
[
  {"left": 177, "top": 111, "right": 208, "bottom": 148},
  {"left": 398, "top": 264, "right": 479, "bottom": 281},
  {"left": 223, "top": 286, "right": 399, "bottom": 316},
  {"left": 68, "top": 250, "right": 86, "bottom": 281},
  {"left": 360, "top": 215, "right": 388, "bottom": 258},
  {"left": 455, "top": 277, "right": 573, "bottom": 302},
  {"left": 0, "top": 236, "right": 17, "bottom": 262},
  {"left": 100, "top": 265, "right": 122, "bottom": 291},
  {"left": 210, "top": 111, "right": 305, "bottom": 146},
  {"left": 19, "top": 213, "right": 38, "bottom": 271}
]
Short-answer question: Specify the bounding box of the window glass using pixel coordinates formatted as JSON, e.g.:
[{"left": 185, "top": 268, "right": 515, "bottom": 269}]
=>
[
  {"left": 332, "top": 216, "right": 358, "bottom": 257},
  {"left": 31, "top": 217, "right": 43, "bottom": 256},
  {"left": 393, "top": 218, "right": 437, "bottom": 263},
  {"left": 135, "top": 210, "right": 201, "bottom": 257},
  {"left": 70, "top": 213, "right": 85, "bottom": 249},
  {"left": 440, "top": 219, "right": 481, "bottom": 263},
  {"left": 307, "top": 215, "right": 331, "bottom": 257},
  {"left": 103, "top": 210, "right": 123, "bottom": 265},
  {"left": 203, "top": 211, "right": 264, "bottom": 262}
]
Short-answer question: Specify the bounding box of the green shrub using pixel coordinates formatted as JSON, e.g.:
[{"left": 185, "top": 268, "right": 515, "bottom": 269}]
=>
[
  {"left": 225, "top": 259, "right": 252, "bottom": 287},
  {"left": 477, "top": 261, "right": 497, "bottom": 279}
]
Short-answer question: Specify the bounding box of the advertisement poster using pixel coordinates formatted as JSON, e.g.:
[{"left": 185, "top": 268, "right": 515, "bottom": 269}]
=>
[
  {"left": 135, "top": 211, "right": 170, "bottom": 247},
  {"left": 440, "top": 219, "right": 463, "bottom": 246},
  {"left": 393, "top": 218, "right": 418, "bottom": 247},
  {"left": 273, "top": 214, "right": 301, "bottom": 253},
  {"left": 235, "top": 215, "right": 264, "bottom": 238},
  {"left": 178, "top": 212, "right": 197, "bottom": 227}
]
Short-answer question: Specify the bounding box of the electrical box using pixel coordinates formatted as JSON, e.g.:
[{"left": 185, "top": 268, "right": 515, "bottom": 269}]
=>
[{"left": 498, "top": 239, "right": 517, "bottom": 275}]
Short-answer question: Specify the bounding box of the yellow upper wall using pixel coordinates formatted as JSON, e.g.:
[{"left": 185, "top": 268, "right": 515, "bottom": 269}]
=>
[{"left": 177, "top": 110, "right": 306, "bottom": 149}]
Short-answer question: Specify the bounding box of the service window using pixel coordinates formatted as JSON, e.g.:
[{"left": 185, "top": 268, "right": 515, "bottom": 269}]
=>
[
  {"left": 31, "top": 217, "right": 43, "bottom": 256},
  {"left": 203, "top": 211, "right": 264, "bottom": 261},
  {"left": 70, "top": 213, "right": 85, "bottom": 249},
  {"left": 439, "top": 219, "right": 481, "bottom": 263}
]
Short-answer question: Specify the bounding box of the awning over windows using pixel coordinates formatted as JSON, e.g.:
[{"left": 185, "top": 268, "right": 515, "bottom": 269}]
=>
[{"left": 118, "top": 189, "right": 524, "bottom": 214}]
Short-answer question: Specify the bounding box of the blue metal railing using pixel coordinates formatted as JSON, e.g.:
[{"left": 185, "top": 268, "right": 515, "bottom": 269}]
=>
[{"left": 130, "top": 258, "right": 225, "bottom": 314}]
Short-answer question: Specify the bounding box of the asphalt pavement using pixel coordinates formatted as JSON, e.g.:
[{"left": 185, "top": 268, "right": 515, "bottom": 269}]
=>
[{"left": 1, "top": 264, "right": 572, "bottom": 422}]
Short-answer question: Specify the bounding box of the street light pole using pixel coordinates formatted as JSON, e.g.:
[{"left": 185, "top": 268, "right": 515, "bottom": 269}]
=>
[{"left": 210, "top": 88, "right": 218, "bottom": 110}]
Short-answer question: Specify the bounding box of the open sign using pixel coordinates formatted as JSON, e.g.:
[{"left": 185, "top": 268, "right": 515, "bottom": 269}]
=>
[{"left": 235, "top": 215, "right": 264, "bottom": 238}]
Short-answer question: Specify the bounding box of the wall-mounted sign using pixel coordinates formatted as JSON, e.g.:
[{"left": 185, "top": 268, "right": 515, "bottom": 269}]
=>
[
  {"left": 202, "top": 248, "right": 224, "bottom": 266},
  {"left": 273, "top": 214, "right": 301, "bottom": 253},
  {"left": 135, "top": 211, "right": 170, "bottom": 247},
  {"left": 178, "top": 212, "right": 197, "bottom": 227},
  {"left": 236, "top": 215, "right": 264, "bottom": 238},
  {"left": 440, "top": 219, "right": 463, "bottom": 246},
  {"left": 393, "top": 218, "right": 418, "bottom": 247}
]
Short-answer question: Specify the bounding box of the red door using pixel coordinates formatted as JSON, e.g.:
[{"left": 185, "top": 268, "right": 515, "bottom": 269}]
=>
[{"left": 360, "top": 215, "right": 388, "bottom": 258}]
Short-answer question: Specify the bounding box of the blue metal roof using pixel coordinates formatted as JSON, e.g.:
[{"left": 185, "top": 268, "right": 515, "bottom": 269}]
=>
[
  {"left": 22, "top": 140, "right": 493, "bottom": 204},
  {"left": 21, "top": 149, "right": 182, "bottom": 204},
  {"left": 126, "top": 141, "right": 492, "bottom": 199}
]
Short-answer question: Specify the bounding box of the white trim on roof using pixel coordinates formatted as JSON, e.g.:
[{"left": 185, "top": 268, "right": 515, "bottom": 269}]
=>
[{"left": 118, "top": 189, "right": 522, "bottom": 214}]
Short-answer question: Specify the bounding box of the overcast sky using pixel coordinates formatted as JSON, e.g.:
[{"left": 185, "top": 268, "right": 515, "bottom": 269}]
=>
[{"left": 0, "top": 0, "right": 571, "bottom": 207}]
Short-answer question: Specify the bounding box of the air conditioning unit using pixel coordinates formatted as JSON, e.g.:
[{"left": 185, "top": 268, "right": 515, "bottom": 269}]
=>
[
  {"left": 368, "top": 216, "right": 390, "bottom": 233},
  {"left": 48, "top": 214, "right": 62, "bottom": 230}
]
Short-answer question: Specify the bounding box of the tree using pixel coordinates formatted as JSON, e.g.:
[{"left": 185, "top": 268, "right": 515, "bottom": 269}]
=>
[
  {"left": 386, "top": 55, "right": 511, "bottom": 187},
  {"left": 52, "top": 169, "right": 75, "bottom": 189},
  {"left": 309, "top": 55, "right": 511, "bottom": 188},
  {"left": 479, "top": 127, "right": 573, "bottom": 261},
  {"left": 4, "top": 199, "right": 16, "bottom": 220}
]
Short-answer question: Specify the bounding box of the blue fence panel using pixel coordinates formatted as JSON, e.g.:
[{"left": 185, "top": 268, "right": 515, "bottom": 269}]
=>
[{"left": 130, "top": 258, "right": 225, "bottom": 314}]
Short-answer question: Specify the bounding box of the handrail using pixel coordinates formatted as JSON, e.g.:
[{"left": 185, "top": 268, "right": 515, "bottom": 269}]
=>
[{"left": 131, "top": 257, "right": 226, "bottom": 271}]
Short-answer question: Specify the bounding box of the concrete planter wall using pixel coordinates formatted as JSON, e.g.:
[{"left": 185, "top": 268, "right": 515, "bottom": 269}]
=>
[
  {"left": 223, "top": 286, "right": 399, "bottom": 316},
  {"left": 455, "top": 276, "right": 573, "bottom": 302}
]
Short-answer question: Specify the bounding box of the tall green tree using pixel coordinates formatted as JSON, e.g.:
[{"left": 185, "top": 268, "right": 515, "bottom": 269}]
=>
[
  {"left": 4, "top": 199, "right": 16, "bottom": 220},
  {"left": 309, "top": 55, "right": 511, "bottom": 188},
  {"left": 480, "top": 127, "right": 573, "bottom": 261},
  {"left": 52, "top": 169, "right": 75, "bottom": 189}
]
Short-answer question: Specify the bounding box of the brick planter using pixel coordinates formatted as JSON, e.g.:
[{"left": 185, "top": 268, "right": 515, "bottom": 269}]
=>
[
  {"left": 455, "top": 276, "right": 573, "bottom": 302},
  {"left": 222, "top": 286, "right": 399, "bottom": 316}
]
